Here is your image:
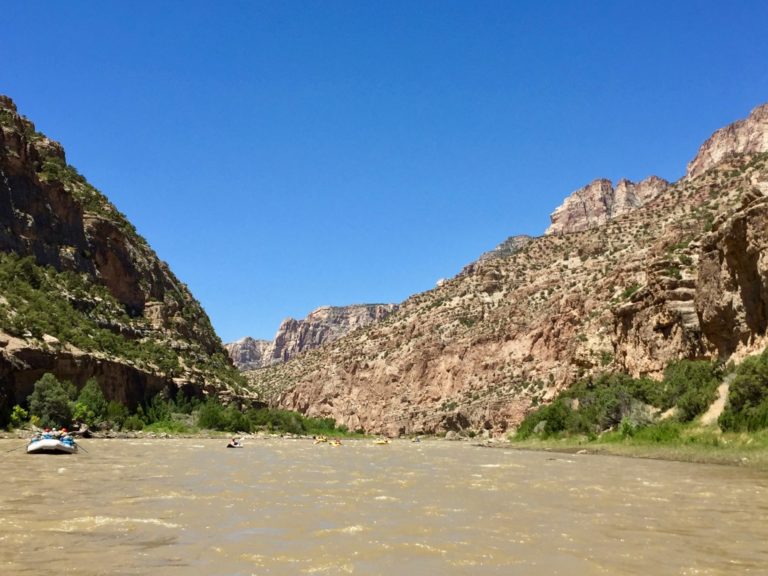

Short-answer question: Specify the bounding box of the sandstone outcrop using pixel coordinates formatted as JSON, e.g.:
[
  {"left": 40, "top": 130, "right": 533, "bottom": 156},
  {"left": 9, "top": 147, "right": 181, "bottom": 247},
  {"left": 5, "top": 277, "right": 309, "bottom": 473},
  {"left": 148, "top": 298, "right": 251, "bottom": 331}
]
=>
[
  {"left": 247, "top": 103, "right": 768, "bottom": 437},
  {"left": 225, "top": 337, "right": 272, "bottom": 370},
  {"left": 546, "top": 176, "right": 669, "bottom": 235},
  {"left": 0, "top": 95, "right": 242, "bottom": 420},
  {"left": 687, "top": 103, "right": 768, "bottom": 178},
  {"left": 227, "top": 304, "right": 397, "bottom": 369}
]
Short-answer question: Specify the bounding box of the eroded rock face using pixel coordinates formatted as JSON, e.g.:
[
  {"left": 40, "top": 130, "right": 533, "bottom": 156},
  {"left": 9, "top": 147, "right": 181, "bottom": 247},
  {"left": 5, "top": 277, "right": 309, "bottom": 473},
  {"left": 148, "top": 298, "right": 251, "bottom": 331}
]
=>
[
  {"left": 696, "top": 189, "right": 768, "bottom": 357},
  {"left": 687, "top": 103, "right": 768, "bottom": 178},
  {"left": 248, "top": 103, "right": 768, "bottom": 437},
  {"left": 546, "top": 176, "right": 669, "bottom": 235},
  {"left": 227, "top": 304, "right": 397, "bottom": 369},
  {"left": 225, "top": 337, "right": 272, "bottom": 370},
  {"left": 0, "top": 95, "right": 239, "bottom": 414}
]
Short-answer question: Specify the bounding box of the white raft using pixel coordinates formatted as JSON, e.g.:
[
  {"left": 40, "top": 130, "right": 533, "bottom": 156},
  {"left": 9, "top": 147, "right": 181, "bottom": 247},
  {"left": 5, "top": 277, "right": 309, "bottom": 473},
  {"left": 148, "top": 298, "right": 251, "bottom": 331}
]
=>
[{"left": 27, "top": 437, "right": 78, "bottom": 454}]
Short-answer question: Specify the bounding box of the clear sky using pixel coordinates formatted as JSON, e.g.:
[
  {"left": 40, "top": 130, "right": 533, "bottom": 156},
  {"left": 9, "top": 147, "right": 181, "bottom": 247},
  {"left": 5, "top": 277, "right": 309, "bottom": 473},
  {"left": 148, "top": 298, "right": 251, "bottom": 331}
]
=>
[{"left": 3, "top": 1, "right": 768, "bottom": 342}]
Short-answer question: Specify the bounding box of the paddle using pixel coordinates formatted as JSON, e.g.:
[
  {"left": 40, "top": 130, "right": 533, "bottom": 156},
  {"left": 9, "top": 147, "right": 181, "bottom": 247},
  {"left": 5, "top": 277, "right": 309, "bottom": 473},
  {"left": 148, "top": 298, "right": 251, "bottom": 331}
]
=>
[
  {"left": 4, "top": 444, "right": 26, "bottom": 454},
  {"left": 76, "top": 442, "right": 89, "bottom": 454}
]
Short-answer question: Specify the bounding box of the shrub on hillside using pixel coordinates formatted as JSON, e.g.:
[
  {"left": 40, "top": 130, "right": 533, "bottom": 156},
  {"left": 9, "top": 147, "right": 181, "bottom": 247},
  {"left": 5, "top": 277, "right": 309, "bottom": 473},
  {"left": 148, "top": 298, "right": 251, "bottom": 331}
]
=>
[
  {"left": 720, "top": 349, "right": 768, "bottom": 431},
  {"left": 661, "top": 360, "right": 721, "bottom": 421}
]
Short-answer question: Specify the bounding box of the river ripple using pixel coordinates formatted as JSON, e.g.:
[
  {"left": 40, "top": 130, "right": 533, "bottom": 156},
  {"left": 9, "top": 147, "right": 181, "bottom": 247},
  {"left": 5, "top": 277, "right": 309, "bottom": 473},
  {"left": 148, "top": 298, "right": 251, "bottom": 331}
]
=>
[{"left": 1, "top": 439, "right": 766, "bottom": 575}]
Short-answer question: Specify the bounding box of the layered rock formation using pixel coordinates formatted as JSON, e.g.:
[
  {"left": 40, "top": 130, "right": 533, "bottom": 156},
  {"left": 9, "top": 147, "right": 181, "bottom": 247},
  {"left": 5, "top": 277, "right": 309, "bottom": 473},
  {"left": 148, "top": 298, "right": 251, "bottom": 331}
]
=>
[
  {"left": 687, "top": 103, "right": 768, "bottom": 178},
  {"left": 545, "top": 176, "right": 669, "bottom": 235},
  {"left": 225, "top": 337, "right": 272, "bottom": 370},
  {"left": 247, "top": 103, "right": 768, "bottom": 436},
  {"left": 227, "top": 304, "right": 397, "bottom": 369},
  {"left": 0, "top": 95, "right": 243, "bottom": 421}
]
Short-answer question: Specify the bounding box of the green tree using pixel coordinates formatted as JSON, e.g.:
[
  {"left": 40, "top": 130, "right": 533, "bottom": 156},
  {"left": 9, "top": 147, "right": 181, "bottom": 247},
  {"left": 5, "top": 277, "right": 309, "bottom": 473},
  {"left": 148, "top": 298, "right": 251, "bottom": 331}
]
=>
[
  {"left": 105, "top": 400, "right": 129, "bottom": 427},
  {"left": 197, "top": 398, "right": 226, "bottom": 430},
  {"left": 720, "top": 350, "right": 768, "bottom": 431},
  {"left": 76, "top": 378, "right": 107, "bottom": 424},
  {"left": 28, "top": 373, "right": 76, "bottom": 428}
]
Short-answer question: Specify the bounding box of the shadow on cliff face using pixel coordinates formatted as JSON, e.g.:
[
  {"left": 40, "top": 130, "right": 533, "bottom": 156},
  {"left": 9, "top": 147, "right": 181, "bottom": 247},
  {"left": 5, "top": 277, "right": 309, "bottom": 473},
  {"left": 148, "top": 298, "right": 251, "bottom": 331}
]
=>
[
  {"left": 0, "top": 346, "right": 182, "bottom": 420},
  {"left": 440, "top": 411, "right": 471, "bottom": 432},
  {"left": 698, "top": 197, "right": 768, "bottom": 357}
]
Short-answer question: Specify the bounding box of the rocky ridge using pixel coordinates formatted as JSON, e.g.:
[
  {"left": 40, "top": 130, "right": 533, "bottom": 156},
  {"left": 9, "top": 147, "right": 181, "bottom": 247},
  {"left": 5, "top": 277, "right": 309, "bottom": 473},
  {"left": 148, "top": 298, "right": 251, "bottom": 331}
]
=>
[
  {"left": 686, "top": 103, "right": 768, "bottom": 178},
  {"left": 476, "top": 235, "right": 533, "bottom": 263},
  {"left": 247, "top": 103, "right": 768, "bottom": 436},
  {"left": 226, "top": 304, "right": 397, "bottom": 370},
  {"left": 0, "top": 95, "right": 243, "bottom": 420},
  {"left": 545, "top": 176, "right": 669, "bottom": 235},
  {"left": 226, "top": 337, "right": 272, "bottom": 370}
]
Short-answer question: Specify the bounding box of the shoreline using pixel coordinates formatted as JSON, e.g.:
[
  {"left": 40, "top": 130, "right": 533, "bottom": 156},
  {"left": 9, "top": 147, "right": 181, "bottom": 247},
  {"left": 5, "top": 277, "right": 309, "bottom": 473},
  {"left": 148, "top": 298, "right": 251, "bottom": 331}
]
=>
[{"left": 479, "top": 437, "right": 768, "bottom": 472}]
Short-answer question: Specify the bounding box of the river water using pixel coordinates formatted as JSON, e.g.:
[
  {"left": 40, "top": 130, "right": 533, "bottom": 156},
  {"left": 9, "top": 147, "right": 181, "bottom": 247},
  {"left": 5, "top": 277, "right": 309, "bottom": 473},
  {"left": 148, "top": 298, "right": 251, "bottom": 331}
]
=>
[{"left": 0, "top": 438, "right": 766, "bottom": 575}]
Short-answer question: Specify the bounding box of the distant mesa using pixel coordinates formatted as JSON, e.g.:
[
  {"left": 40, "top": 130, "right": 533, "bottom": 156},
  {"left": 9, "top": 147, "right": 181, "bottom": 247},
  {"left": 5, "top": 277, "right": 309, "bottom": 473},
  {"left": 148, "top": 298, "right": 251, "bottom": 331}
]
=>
[{"left": 226, "top": 303, "right": 398, "bottom": 369}]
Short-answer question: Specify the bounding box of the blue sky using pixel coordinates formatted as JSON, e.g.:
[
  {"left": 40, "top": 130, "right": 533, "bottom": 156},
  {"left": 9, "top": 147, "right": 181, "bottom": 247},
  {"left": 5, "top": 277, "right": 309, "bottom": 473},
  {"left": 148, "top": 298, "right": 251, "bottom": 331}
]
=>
[{"left": 3, "top": 1, "right": 768, "bottom": 342}]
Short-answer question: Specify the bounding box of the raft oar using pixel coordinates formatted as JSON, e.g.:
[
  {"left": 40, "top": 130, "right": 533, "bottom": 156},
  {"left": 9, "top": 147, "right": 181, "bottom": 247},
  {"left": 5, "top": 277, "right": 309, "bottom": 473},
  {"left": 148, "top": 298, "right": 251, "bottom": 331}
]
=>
[
  {"left": 4, "top": 444, "right": 27, "bottom": 454},
  {"left": 75, "top": 442, "right": 89, "bottom": 454}
]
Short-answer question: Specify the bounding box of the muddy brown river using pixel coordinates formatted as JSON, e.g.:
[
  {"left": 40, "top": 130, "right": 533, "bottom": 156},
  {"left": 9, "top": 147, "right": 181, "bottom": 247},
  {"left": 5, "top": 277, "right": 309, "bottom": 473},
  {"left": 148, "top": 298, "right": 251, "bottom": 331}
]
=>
[{"left": 1, "top": 438, "right": 766, "bottom": 575}]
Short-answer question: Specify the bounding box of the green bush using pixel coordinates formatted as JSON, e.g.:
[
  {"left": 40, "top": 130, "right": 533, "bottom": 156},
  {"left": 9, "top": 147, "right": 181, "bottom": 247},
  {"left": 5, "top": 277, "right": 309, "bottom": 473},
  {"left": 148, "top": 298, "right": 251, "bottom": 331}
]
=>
[
  {"left": 144, "top": 393, "right": 173, "bottom": 424},
  {"left": 632, "top": 421, "right": 683, "bottom": 443},
  {"left": 197, "top": 398, "right": 228, "bottom": 430},
  {"left": 72, "top": 402, "right": 96, "bottom": 426},
  {"left": 76, "top": 378, "right": 107, "bottom": 424},
  {"left": 122, "top": 415, "right": 145, "bottom": 431},
  {"left": 28, "top": 373, "right": 76, "bottom": 428},
  {"left": 515, "top": 361, "right": 723, "bottom": 441},
  {"left": 9, "top": 405, "right": 28, "bottom": 428},
  {"left": 662, "top": 360, "right": 720, "bottom": 421},
  {"left": 105, "top": 400, "right": 129, "bottom": 427},
  {"left": 516, "top": 398, "right": 575, "bottom": 439},
  {"left": 720, "top": 349, "right": 768, "bottom": 431}
]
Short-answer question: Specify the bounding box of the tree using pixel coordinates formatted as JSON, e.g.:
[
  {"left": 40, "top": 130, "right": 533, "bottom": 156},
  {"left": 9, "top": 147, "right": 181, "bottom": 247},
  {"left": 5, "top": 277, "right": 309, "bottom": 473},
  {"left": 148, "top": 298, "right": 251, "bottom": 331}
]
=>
[
  {"left": 76, "top": 378, "right": 107, "bottom": 424},
  {"left": 28, "top": 373, "right": 76, "bottom": 428}
]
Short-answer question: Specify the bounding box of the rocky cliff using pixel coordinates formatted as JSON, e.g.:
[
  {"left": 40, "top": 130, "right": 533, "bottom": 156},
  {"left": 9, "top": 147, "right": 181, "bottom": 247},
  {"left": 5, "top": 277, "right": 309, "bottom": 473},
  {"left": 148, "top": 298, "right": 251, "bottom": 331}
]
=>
[
  {"left": 227, "top": 304, "right": 397, "bottom": 370},
  {"left": 546, "top": 176, "right": 669, "bottom": 235},
  {"left": 247, "top": 103, "right": 768, "bottom": 436},
  {"left": 476, "top": 235, "right": 533, "bottom": 263},
  {"left": 225, "top": 337, "right": 272, "bottom": 370},
  {"left": 687, "top": 103, "right": 768, "bottom": 178},
  {"left": 0, "top": 95, "right": 243, "bottom": 422}
]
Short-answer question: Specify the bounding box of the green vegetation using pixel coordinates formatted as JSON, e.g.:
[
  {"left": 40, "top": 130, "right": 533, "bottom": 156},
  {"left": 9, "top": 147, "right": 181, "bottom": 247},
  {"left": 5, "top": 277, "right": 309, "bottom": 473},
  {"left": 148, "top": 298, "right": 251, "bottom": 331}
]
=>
[
  {"left": 620, "top": 282, "right": 641, "bottom": 300},
  {"left": 515, "top": 360, "right": 721, "bottom": 440},
  {"left": 27, "top": 373, "right": 76, "bottom": 428},
  {"left": 0, "top": 252, "right": 244, "bottom": 390},
  {"left": 510, "top": 351, "right": 768, "bottom": 468},
  {"left": 37, "top": 154, "right": 143, "bottom": 241},
  {"left": 6, "top": 372, "right": 353, "bottom": 437},
  {"left": 72, "top": 378, "right": 108, "bottom": 426},
  {"left": 719, "top": 349, "right": 768, "bottom": 431},
  {"left": 511, "top": 426, "right": 768, "bottom": 470}
]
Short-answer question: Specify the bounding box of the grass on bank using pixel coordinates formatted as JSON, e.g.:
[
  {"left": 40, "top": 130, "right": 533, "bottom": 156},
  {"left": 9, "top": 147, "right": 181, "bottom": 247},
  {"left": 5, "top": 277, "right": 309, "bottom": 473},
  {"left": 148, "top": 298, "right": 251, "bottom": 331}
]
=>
[
  {"left": 508, "top": 355, "right": 768, "bottom": 470},
  {"left": 510, "top": 424, "right": 768, "bottom": 470}
]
